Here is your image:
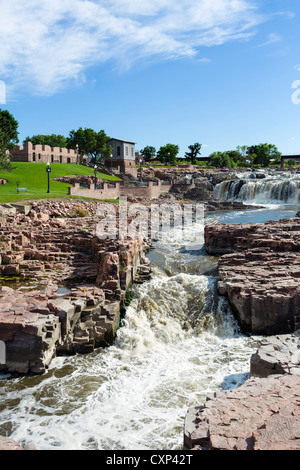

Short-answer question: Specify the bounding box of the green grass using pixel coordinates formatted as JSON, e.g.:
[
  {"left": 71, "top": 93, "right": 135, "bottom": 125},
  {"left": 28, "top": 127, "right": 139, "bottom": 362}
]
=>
[{"left": 0, "top": 162, "right": 121, "bottom": 203}]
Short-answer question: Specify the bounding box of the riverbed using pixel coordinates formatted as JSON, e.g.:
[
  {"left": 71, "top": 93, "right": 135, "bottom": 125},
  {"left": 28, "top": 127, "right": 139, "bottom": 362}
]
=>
[{"left": 0, "top": 204, "right": 298, "bottom": 450}]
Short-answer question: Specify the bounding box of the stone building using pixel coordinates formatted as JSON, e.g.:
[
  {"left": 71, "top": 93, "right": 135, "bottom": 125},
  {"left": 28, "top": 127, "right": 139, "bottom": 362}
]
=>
[
  {"left": 105, "top": 138, "right": 137, "bottom": 177},
  {"left": 9, "top": 141, "right": 85, "bottom": 164}
]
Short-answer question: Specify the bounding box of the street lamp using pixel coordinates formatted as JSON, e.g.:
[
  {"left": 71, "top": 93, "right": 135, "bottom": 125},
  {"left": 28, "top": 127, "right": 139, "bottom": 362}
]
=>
[
  {"left": 94, "top": 165, "right": 97, "bottom": 190},
  {"left": 76, "top": 144, "right": 79, "bottom": 165},
  {"left": 139, "top": 158, "right": 143, "bottom": 183},
  {"left": 110, "top": 153, "right": 113, "bottom": 174},
  {"left": 46, "top": 162, "right": 51, "bottom": 193}
]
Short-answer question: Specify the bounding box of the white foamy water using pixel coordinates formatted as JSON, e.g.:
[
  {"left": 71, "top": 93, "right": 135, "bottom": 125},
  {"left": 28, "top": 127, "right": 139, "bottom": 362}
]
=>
[
  {"left": 1, "top": 210, "right": 280, "bottom": 451},
  {"left": 215, "top": 172, "right": 300, "bottom": 205}
]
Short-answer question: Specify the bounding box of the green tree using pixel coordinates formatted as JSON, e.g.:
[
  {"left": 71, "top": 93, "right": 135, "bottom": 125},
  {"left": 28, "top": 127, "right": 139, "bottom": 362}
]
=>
[
  {"left": 287, "top": 159, "right": 296, "bottom": 167},
  {"left": 140, "top": 146, "right": 156, "bottom": 162},
  {"left": 67, "top": 127, "right": 111, "bottom": 164},
  {"left": 184, "top": 142, "right": 202, "bottom": 164},
  {"left": 208, "top": 151, "right": 234, "bottom": 168},
  {"left": 157, "top": 143, "right": 179, "bottom": 165},
  {"left": 246, "top": 143, "right": 281, "bottom": 167},
  {"left": 24, "top": 134, "right": 68, "bottom": 148},
  {"left": 0, "top": 108, "right": 19, "bottom": 171},
  {"left": 226, "top": 150, "right": 243, "bottom": 164}
]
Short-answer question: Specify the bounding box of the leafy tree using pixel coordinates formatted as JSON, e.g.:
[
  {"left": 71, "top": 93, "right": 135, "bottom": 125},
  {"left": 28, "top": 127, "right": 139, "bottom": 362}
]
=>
[
  {"left": 140, "top": 146, "right": 156, "bottom": 162},
  {"left": 67, "top": 127, "right": 111, "bottom": 164},
  {"left": 287, "top": 159, "right": 296, "bottom": 167},
  {"left": 246, "top": 143, "right": 281, "bottom": 167},
  {"left": 236, "top": 145, "right": 248, "bottom": 157},
  {"left": 0, "top": 108, "right": 19, "bottom": 171},
  {"left": 208, "top": 151, "right": 234, "bottom": 168},
  {"left": 184, "top": 142, "right": 202, "bottom": 164},
  {"left": 157, "top": 143, "right": 179, "bottom": 165},
  {"left": 24, "top": 134, "right": 68, "bottom": 148}
]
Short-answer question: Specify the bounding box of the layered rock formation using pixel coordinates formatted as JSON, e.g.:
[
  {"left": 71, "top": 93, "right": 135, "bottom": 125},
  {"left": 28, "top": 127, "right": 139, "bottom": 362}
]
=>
[
  {"left": 0, "top": 200, "right": 151, "bottom": 375},
  {"left": 250, "top": 333, "right": 300, "bottom": 378},
  {"left": 205, "top": 218, "right": 300, "bottom": 334},
  {"left": 184, "top": 373, "right": 300, "bottom": 450}
]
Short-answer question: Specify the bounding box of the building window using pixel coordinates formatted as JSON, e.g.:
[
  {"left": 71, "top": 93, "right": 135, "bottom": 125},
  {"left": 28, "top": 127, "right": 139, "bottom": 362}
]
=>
[
  {"left": 117, "top": 146, "right": 121, "bottom": 157},
  {"left": 126, "top": 147, "right": 128, "bottom": 156},
  {"left": 131, "top": 147, "right": 134, "bottom": 157}
]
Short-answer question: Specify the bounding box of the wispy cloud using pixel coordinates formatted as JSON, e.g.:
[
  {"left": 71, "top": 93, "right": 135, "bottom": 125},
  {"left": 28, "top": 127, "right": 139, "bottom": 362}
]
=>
[
  {"left": 0, "top": 0, "right": 268, "bottom": 97},
  {"left": 256, "top": 32, "right": 281, "bottom": 48}
]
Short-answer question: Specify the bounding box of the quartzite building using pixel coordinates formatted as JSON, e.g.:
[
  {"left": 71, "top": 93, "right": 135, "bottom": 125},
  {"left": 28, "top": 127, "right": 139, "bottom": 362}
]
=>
[{"left": 9, "top": 138, "right": 137, "bottom": 177}]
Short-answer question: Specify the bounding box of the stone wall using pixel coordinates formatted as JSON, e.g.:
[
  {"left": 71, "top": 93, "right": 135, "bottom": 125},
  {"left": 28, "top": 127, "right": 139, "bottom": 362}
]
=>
[
  {"left": 68, "top": 180, "right": 172, "bottom": 200},
  {"left": 120, "top": 181, "right": 171, "bottom": 199},
  {"left": 9, "top": 141, "right": 86, "bottom": 164},
  {"left": 68, "top": 181, "right": 121, "bottom": 200}
]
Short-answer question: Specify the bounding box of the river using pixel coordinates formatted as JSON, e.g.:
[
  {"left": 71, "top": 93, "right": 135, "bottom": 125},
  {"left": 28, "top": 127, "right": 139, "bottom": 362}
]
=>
[{"left": 0, "top": 175, "right": 299, "bottom": 450}]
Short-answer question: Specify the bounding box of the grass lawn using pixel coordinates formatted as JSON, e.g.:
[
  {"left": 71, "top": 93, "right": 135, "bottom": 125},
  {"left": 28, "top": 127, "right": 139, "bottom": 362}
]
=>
[{"left": 0, "top": 162, "right": 121, "bottom": 203}]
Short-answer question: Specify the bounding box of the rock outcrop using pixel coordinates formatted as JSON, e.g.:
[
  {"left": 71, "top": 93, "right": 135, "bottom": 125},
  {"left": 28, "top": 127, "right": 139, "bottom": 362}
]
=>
[
  {"left": 205, "top": 218, "right": 300, "bottom": 335},
  {"left": 184, "top": 374, "right": 300, "bottom": 451},
  {"left": 0, "top": 200, "right": 151, "bottom": 375},
  {"left": 250, "top": 333, "right": 300, "bottom": 378}
]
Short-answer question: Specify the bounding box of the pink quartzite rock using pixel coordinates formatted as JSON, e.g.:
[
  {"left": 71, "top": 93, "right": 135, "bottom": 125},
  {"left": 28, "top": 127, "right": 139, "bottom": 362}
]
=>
[
  {"left": 0, "top": 200, "right": 151, "bottom": 374},
  {"left": 204, "top": 218, "right": 300, "bottom": 335},
  {"left": 0, "top": 435, "right": 35, "bottom": 450},
  {"left": 184, "top": 374, "right": 300, "bottom": 450}
]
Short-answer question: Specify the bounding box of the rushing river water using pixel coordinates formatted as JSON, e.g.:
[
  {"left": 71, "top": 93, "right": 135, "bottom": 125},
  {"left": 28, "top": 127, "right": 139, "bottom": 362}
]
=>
[
  {"left": 0, "top": 185, "right": 299, "bottom": 449},
  {"left": 214, "top": 170, "right": 300, "bottom": 204}
]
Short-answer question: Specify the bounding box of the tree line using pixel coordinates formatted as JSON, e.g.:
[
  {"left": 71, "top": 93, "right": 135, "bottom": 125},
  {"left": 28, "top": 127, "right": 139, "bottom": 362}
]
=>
[
  {"left": 140, "top": 142, "right": 286, "bottom": 168},
  {"left": 0, "top": 107, "right": 290, "bottom": 171}
]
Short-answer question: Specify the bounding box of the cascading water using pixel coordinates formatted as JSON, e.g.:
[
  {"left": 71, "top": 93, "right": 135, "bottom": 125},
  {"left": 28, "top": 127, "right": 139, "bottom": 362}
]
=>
[
  {"left": 214, "top": 171, "right": 300, "bottom": 205},
  {"left": 1, "top": 207, "right": 296, "bottom": 451}
]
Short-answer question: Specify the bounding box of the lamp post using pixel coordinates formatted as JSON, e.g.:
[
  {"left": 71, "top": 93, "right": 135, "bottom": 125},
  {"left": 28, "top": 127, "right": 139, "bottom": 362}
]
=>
[
  {"left": 76, "top": 144, "right": 79, "bottom": 165},
  {"left": 46, "top": 162, "right": 51, "bottom": 193},
  {"left": 139, "top": 158, "right": 143, "bottom": 183},
  {"left": 94, "top": 165, "right": 97, "bottom": 190},
  {"left": 110, "top": 153, "right": 113, "bottom": 174}
]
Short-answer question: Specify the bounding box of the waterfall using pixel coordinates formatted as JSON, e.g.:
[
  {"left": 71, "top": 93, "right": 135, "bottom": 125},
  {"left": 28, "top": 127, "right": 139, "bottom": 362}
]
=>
[{"left": 215, "top": 175, "right": 300, "bottom": 204}]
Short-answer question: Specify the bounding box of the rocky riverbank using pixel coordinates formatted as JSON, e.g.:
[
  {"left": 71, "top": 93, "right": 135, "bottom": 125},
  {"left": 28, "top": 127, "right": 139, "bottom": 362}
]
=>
[
  {"left": 141, "top": 166, "right": 261, "bottom": 211},
  {"left": 184, "top": 215, "right": 300, "bottom": 451},
  {"left": 0, "top": 200, "right": 151, "bottom": 375},
  {"left": 205, "top": 217, "right": 300, "bottom": 334}
]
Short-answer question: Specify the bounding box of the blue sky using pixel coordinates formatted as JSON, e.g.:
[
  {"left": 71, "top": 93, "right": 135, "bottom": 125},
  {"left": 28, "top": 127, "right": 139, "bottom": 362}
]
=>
[{"left": 1, "top": 0, "right": 300, "bottom": 158}]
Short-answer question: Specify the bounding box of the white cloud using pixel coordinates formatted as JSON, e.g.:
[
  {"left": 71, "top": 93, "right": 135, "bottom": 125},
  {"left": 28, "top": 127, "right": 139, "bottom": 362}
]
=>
[
  {"left": 256, "top": 32, "right": 281, "bottom": 47},
  {"left": 0, "top": 0, "right": 266, "bottom": 96}
]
